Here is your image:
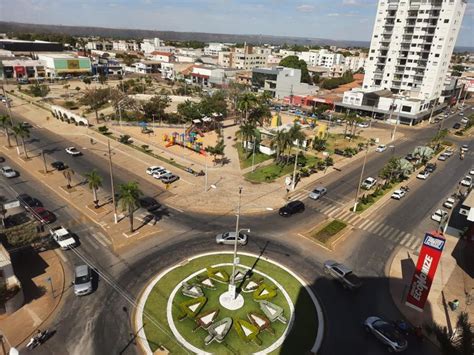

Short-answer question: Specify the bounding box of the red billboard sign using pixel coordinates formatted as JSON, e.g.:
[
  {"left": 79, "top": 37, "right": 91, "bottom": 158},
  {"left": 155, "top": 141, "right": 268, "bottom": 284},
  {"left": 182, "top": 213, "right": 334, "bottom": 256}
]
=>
[{"left": 405, "top": 231, "right": 445, "bottom": 312}]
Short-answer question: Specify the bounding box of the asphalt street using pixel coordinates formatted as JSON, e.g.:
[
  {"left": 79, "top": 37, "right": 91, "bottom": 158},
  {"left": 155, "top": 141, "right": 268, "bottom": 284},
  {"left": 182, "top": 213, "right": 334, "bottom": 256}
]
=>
[{"left": 1, "top": 103, "right": 471, "bottom": 354}]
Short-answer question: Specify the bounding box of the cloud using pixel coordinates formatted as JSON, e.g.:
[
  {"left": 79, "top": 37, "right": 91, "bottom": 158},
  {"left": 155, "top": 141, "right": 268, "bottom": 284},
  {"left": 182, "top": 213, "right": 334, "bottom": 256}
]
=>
[
  {"left": 296, "top": 4, "right": 315, "bottom": 13},
  {"left": 343, "top": 0, "right": 359, "bottom": 5}
]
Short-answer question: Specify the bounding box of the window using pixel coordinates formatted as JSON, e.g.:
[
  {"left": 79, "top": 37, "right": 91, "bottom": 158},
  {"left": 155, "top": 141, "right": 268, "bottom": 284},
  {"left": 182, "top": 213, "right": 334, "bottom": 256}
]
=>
[
  {"left": 444, "top": 19, "right": 449, "bottom": 23},
  {"left": 402, "top": 105, "right": 412, "bottom": 112}
]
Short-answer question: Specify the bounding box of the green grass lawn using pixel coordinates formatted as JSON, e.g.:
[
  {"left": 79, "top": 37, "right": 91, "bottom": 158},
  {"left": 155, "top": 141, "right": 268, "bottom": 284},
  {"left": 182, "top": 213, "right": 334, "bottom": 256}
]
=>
[
  {"left": 310, "top": 219, "right": 347, "bottom": 244},
  {"left": 244, "top": 162, "right": 294, "bottom": 183},
  {"left": 235, "top": 143, "right": 273, "bottom": 169},
  {"left": 142, "top": 254, "right": 319, "bottom": 354}
]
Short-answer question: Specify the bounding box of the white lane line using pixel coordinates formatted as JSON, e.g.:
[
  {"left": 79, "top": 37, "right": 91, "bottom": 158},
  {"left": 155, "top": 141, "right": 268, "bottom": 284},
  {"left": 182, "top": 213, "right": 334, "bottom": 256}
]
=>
[
  {"left": 327, "top": 207, "right": 340, "bottom": 217},
  {"left": 91, "top": 233, "right": 108, "bottom": 247},
  {"left": 380, "top": 225, "right": 393, "bottom": 237},
  {"left": 321, "top": 205, "right": 337, "bottom": 214},
  {"left": 346, "top": 214, "right": 361, "bottom": 225},
  {"left": 363, "top": 220, "right": 376, "bottom": 231},
  {"left": 358, "top": 219, "right": 371, "bottom": 230},
  {"left": 391, "top": 230, "right": 405, "bottom": 243},
  {"left": 400, "top": 232, "right": 411, "bottom": 246},
  {"left": 335, "top": 210, "right": 352, "bottom": 220},
  {"left": 54, "top": 249, "right": 67, "bottom": 262},
  {"left": 372, "top": 222, "right": 386, "bottom": 235}
]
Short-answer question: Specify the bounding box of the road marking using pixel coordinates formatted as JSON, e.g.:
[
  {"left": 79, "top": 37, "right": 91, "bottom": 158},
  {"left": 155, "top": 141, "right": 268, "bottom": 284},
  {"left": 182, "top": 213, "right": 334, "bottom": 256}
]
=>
[
  {"left": 392, "top": 230, "right": 404, "bottom": 242},
  {"left": 400, "top": 232, "right": 411, "bottom": 246},
  {"left": 335, "top": 210, "right": 352, "bottom": 220},
  {"left": 346, "top": 214, "right": 361, "bottom": 225},
  {"left": 169, "top": 206, "right": 183, "bottom": 213},
  {"left": 409, "top": 237, "right": 421, "bottom": 250},
  {"left": 358, "top": 219, "right": 371, "bottom": 230},
  {"left": 322, "top": 205, "right": 338, "bottom": 214},
  {"left": 54, "top": 249, "right": 67, "bottom": 262},
  {"left": 91, "top": 233, "right": 108, "bottom": 247},
  {"left": 95, "top": 231, "right": 111, "bottom": 245},
  {"left": 380, "top": 225, "right": 392, "bottom": 237},
  {"left": 364, "top": 220, "right": 376, "bottom": 231},
  {"left": 372, "top": 222, "right": 385, "bottom": 234}
]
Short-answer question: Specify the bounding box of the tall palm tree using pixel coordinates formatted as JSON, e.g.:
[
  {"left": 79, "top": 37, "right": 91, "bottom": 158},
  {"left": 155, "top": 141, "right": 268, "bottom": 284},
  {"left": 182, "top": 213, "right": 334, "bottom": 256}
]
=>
[
  {"left": 237, "top": 122, "right": 257, "bottom": 151},
  {"left": 270, "top": 130, "right": 288, "bottom": 159},
  {"left": 425, "top": 312, "right": 473, "bottom": 355},
  {"left": 85, "top": 170, "right": 103, "bottom": 208},
  {"left": 12, "top": 123, "right": 30, "bottom": 159},
  {"left": 288, "top": 123, "right": 306, "bottom": 151},
  {"left": 62, "top": 168, "right": 75, "bottom": 189},
  {"left": 118, "top": 182, "right": 143, "bottom": 233},
  {"left": 237, "top": 92, "right": 258, "bottom": 124},
  {"left": 0, "top": 115, "right": 12, "bottom": 148}
]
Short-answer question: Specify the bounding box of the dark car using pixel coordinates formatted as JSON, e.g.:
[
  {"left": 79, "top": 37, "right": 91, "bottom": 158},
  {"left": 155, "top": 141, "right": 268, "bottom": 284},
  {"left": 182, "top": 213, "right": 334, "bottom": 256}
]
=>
[
  {"left": 139, "top": 197, "right": 161, "bottom": 212},
  {"left": 453, "top": 122, "right": 461, "bottom": 129},
  {"left": 279, "top": 200, "right": 305, "bottom": 217},
  {"left": 334, "top": 148, "right": 345, "bottom": 156},
  {"left": 17, "top": 193, "right": 42, "bottom": 209},
  {"left": 425, "top": 163, "right": 437, "bottom": 173},
  {"left": 32, "top": 207, "right": 56, "bottom": 224},
  {"left": 0, "top": 157, "right": 4, "bottom": 163},
  {"left": 51, "top": 161, "right": 67, "bottom": 171}
]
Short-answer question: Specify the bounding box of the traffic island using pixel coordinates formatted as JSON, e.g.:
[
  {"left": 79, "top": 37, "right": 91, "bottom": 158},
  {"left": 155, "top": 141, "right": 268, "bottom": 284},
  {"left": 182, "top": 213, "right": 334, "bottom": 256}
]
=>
[
  {"left": 135, "top": 252, "right": 323, "bottom": 354},
  {"left": 304, "top": 219, "right": 348, "bottom": 250}
]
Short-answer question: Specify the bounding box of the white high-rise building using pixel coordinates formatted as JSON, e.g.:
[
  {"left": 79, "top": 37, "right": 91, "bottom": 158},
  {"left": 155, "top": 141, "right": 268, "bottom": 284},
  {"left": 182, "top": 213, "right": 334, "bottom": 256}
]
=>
[{"left": 363, "top": 0, "right": 467, "bottom": 103}]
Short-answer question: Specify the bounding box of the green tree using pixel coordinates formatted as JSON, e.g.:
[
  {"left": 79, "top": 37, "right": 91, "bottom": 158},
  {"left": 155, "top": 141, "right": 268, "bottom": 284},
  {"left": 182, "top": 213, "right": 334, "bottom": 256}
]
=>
[
  {"left": 177, "top": 100, "right": 201, "bottom": 122},
  {"left": 288, "top": 123, "right": 306, "bottom": 150},
  {"left": 83, "top": 77, "right": 92, "bottom": 85},
  {"left": 237, "top": 122, "right": 257, "bottom": 151},
  {"left": 85, "top": 169, "right": 103, "bottom": 208},
  {"left": 237, "top": 92, "right": 258, "bottom": 123},
  {"left": 205, "top": 139, "right": 226, "bottom": 165},
  {"left": 28, "top": 83, "right": 50, "bottom": 97},
  {"left": 270, "top": 130, "right": 288, "bottom": 160},
  {"left": 0, "top": 115, "right": 12, "bottom": 148},
  {"left": 379, "top": 157, "right": 402, "bottom": 182},
  {"left": 80, "top": 88, "right": 111, "bottom": 123},
  {"left": 425, "top": 312, "right": 473, "bottom": 355},
  {"left": 141, "top": 95, "right": 171, "bottom": 122},
  {"left": 118, "top": 182, "right": 143, "bottom": 233},
  {"left": 12, "top": 123, "right": 30, "bottom": 159},
  {"left": 200, "top": 91, "right": 228, "bottom": 117},
  {"left": 279, "top": 56, "right": 311, "bottom": 84},
  {"left": 312, "top": 137, "right": 327, "bottom": 152}
]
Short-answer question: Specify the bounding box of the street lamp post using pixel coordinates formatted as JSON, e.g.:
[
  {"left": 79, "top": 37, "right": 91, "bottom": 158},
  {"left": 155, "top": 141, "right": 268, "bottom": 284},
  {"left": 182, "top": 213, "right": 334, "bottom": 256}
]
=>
[
  {"left": 291, "top": 146, "right": 300, "bottom": 191},
  {"left": 229, "top": 187, "right": 244, "bottom": 300},
  {"left": 391, "top": 98, "right": 403, "bottom": 142},
  {"left": 353, "top": 144, "right": 370, "bottom": 212}
]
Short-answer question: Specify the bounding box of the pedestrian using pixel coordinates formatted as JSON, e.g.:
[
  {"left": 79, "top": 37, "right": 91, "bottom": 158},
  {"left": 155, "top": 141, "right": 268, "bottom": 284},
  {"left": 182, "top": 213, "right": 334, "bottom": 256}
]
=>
[
  {"left": 90, "top": 138, "right": 94, "bottom": 145},
  {"left": 451, "top": 299, "right": 460, "bottom": 311}
]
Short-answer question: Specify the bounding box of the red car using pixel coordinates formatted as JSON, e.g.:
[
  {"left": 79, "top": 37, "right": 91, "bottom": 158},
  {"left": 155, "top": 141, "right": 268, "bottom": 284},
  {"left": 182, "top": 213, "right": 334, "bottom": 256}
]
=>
[{"left": 32, "top": 207, "right": 56, "bottom": 224}]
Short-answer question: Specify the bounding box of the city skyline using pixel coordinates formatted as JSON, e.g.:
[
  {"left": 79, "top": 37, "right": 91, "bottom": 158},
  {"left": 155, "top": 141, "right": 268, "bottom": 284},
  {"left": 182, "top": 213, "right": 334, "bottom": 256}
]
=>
[{"left": 3, "top": 0, "right": 473, "bottom": 47}]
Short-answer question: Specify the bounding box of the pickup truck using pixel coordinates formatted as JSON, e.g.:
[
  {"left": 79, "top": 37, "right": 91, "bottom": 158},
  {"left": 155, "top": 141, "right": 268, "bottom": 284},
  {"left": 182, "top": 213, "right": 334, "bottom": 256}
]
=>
[
  {"left": 50, "top": 226, "right": 76, "bottom": 249},
  {"left": 323, "top": 260, "right": 363, "bottom": 290}
]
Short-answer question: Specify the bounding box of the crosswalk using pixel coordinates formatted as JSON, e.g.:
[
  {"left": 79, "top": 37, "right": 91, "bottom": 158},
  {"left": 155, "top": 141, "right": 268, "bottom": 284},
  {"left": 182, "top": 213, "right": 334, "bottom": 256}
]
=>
[{"left": 292, "top": 195, "right": 422, "bottom": 251}]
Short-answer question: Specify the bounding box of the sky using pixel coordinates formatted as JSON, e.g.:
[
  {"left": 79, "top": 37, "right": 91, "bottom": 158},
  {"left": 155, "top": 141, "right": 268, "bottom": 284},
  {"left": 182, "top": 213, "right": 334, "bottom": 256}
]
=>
[{"left": 2, "top": 0, "right": 474, "bottom": 47}]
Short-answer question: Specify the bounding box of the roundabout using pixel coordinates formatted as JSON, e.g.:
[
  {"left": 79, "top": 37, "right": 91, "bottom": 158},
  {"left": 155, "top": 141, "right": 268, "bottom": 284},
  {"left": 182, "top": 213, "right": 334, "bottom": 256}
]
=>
[{"left": 135, "top": 251, "right": 324, "bottom": 354}]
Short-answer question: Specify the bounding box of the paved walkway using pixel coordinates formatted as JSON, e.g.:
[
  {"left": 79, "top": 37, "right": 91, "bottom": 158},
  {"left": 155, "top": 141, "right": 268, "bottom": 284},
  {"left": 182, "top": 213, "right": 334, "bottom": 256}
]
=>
[{"left": 0, "top": 249, "right": 65, "bottom": 351}]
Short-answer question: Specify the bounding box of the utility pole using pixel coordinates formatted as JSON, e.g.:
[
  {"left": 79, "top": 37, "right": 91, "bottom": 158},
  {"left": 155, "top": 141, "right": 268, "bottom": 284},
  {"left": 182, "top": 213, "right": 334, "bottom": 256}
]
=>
[
  {"left": 251, "top": 136, "right": 256, "bottom": 172},
  {"left": 353, "top": 144, "right": 369, "bottom": 212},
  {"left": 107, "top": 140, "right": 118, "bottom": 224},
  {"left": 42, "top": 150, "right": 48, "bottom": 173},
  {"left": 391, "top": 99, "right": 403, "bottom": 142},
  {"left": 230, "top": 187, "right": 243, "bottom": 300},
  {"left": 428, "top": 100, "right": 437, "bottom": 124},
  {"left": 204, "top": 155, "right": 208, "bottom": 192},
  {"left": 291, "top": 147, "right": 299, "bottom": 191}
]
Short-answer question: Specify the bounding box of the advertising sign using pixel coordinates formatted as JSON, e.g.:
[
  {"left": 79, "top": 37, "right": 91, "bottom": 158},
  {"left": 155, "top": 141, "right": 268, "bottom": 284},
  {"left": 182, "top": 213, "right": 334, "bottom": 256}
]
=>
[
  {"left": 67, "top": 60, "right": 80, "bottom": 70},
  {"left": 405, "top": 231, "right": 445, "bottom": 312}
]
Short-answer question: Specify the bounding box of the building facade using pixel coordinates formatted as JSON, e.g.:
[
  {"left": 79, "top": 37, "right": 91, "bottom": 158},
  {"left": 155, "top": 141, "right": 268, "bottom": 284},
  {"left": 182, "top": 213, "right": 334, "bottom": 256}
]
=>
[
  {"left": 217, "top": 47, "right": 268, "bottom": 70},
  {"left": 204, "top": 43, "right": 228, "bottom": 56},
  {"left": 141, "top": 38, "right": 165, "bottom": 54},
  {"left": 37, "top": 53, "right": 92, "bottom": 78}
]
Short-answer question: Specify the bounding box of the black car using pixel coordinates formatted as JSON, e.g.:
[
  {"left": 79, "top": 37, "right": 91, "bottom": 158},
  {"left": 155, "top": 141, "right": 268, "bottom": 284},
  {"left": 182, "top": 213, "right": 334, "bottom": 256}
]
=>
[
  {"left": 453, "top": 122, "right": 461, "bottom": 129},
  {"left": 0, "top": 156, "right": 4, "bottom": 163},
  {"left": 17, "top": 193, "right": 42, "bottom": 209},
  {"left": 139, "top": 197, "right": 161, "bottom": 212},
  {"left": 51, "top": 161, "right": 67, "bottom": 171},
  {"left": 425, "top": 163, "right": 437, "bottom": 173},
  {"left": 279, "top": 200, "right": 305, "bottom": 217}
]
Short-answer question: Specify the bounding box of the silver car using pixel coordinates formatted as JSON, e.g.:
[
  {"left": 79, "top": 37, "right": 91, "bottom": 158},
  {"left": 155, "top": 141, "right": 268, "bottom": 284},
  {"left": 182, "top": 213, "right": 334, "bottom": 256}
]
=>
[
  {"left": 309, "top": 187, "right": 327, "bottom": 200},
  {"left": 1, "top": 166, "right": 17, "bottom": 178},
  {"left": 73, "top": 264, "right": 93, "bottom": 296},
  {"left": 215, "top": 232, "right": 248, "bottom": 246},
  {"left": 364, "top": 316, "right": 408, "bottom": 352}
]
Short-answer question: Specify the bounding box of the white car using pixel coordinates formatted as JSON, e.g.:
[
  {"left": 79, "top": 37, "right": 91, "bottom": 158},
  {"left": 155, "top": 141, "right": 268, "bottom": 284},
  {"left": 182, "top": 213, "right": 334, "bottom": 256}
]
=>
[
  {"left": 146, "top": 166, "right": 165, "bottom": 175},
  {"left": 417, "top": 170, "right": 430, "bottom": 180},
  {"left": 391, "top": 190, "right": 406, "bottom": 200},
  {"left": 50, "top": 226, "right": 76, "bottom": 249},
  {"left": 461, "top": 176, "right": 472, "bottom": 187},
  {"left": 364, "top": 316, "right": 408, "bottom": 352},
  {"left": 431, "top": 209, "right": 448, "bottom": 222},
  {"left": 461, "top": 117, "right": 468, "bottom": 124},
  {"left": 376, "top": 144, "right": 387, "bottom": 153},
  {"left": 357, "top": 122, "right": 369, "bottom": 128},
  {"left": 444, "top": 149, "right": 454, "bottom": 156},
  {"left": 152, "top": 169, "right": 171, "bottom": 179},
  {"left": 1, "top": 166, "right": 17, "bottom": 178},
  {"left": 470, "top": 168, "right": 474, "bottom": 175},
  {"left": 438, "top": 154, "right": 447, "bottom": 161},
  {"left": 65, "top": 147, "right": 81, "bottom": 156},
  {"left": 215, "top": 231, "right": 248, "bottom": 245},
  {"left": 443, "top": 198, "right": 455, "bottom": 209},
  {"left": 309, "top": 187, "right": 327, "bottom": 200},
  {"left": 362, "top": 177, "right": 377, "bottom": 190},
  {"left": 461, "top": 144, "right": 469, "bottom": 152}
]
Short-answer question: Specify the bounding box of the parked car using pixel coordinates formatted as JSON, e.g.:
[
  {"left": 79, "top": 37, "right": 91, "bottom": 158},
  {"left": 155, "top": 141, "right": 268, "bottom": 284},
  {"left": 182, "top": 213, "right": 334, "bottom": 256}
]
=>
[
  {"left": 470, "top": 167, "right": 474, "bottom": 175},
  {"left": 376, "top": 144, "right": 387, "bottom": 153},
  {"left": 152, "top": 169, "right": 170, "bottom": 179},
  {"left": 416, "top": 170, "right": 430, "bottom": 180},
  {"left": 461, "top": 175, "right": 472, "bottom": 187},
  {"left": 362, "top": 177, "right": 377, "bottom": 190},
  {"left": 73, "top": 264, "right": 93, "bottom": 296},
  {"left": 279, "top": 200, "right": 305, "bottom": 217},
  {"left": 32, "top": 207, "right": 56, "bottom": 224},
  {"left": 146, "top": 166, "right": 165, "bottom": 175},
  {"left": 444, "top": 148, "right": 454, "bottom": 157},
  {"left": 65, "top": 147, "right": 81, "bottom": 156},
  {"left": 453, "top": 123, "right": 461, "bottom": 129},
  {"left": 215, "top": 231, "right": 249, "bottom": 245},
  {"left": 51, "top": 161, "right": 67, "bottom": 171},
  {"left": 461, "top": 117, "right": 468, "bottom": 124},
  {"left": 357, "top": 122, "right": 369, "bottom": 128},
  {"left": 1, "top": 166, "right": 17, "bottom": 178},
  {"left": 431, "top": 209, "right": 448, "bottom": 222},
  {"left": 50, "top": 226, "right": 76, "bottom": 249},
  {"left": 17, "top": 193, "right": 42, "bottom": 209},
  {"left": 437, "top": 154, "right": 447, "bottom": 161},
  {"left": 323, "top": 260, "right": 362, "bottom": 290},
  {"left": 161, "top": 174, "right": 179, "bottom": 184},
  {"left": 425, "top": 163, "right": 437, "bottom": 173},
  {"left": 309, "top": 187, "right": 327, "bottom": 200},
  {"left": 391, "top": 190, "right": 406, "bottom": 200},
  {"left": 443, "top": 198, "right": 455, "bottom": 209},
  {"left": 364, "top": 316, "right": 408, "bottom": 353}
]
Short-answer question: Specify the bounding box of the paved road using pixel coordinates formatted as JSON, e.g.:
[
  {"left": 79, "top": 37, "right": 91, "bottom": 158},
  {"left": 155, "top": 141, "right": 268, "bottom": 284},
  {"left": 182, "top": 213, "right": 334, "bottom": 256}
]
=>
[{"left": 1, "top": 102, "right": 471, "bottom": 354}]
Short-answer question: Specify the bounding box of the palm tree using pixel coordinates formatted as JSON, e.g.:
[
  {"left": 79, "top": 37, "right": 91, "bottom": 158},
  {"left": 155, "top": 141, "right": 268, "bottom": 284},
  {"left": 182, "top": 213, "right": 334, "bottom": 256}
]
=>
[
  {"left": 62, "top": 168, "right": 75, "bottom": 189},
  {"left": 288, "top": 123, "right": 306, "bottom": 151},
  {"left": 118, "top": 182, "right": 143, "bottom": 233},
  {"left": 85, "top": 170, "right": 103, "bottom": 208},
  {"left": 425, "top": 312, "right": 473, "bottom": 355},
  {"left": 0, "top": 115, "right": 12, "bottom": 148},
  {"left": 270, "top": 130, "right": 288, "bottom": 159},
  {"left": 237, "top": 92, "right": 258, "bottom": 124},
  {"left": 237, "top": 122, "right": 257, "bottom": 151},
  {"left": 12, "top": 123, "right": 30, "bottom": 159}
]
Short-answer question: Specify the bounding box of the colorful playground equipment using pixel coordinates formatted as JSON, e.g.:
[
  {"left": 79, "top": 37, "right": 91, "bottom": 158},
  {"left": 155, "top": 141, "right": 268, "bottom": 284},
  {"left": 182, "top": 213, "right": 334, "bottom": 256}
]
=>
[{"left": 163, "top": 131, "right": 207, "bottom": 156}]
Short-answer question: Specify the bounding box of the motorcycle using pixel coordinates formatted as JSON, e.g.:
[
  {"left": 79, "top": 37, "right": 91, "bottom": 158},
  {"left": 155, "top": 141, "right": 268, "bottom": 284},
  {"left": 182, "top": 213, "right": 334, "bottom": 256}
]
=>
[
  {"left": 26, "top": 329, "right": 50, "bottom": 350},
  {"left": 460, "top": 152, "right": 465, "bottom": 160}
]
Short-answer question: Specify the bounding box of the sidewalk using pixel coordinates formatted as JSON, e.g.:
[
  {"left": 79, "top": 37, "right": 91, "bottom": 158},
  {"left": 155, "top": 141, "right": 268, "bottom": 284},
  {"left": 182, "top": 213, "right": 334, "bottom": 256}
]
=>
[
  {"left": 0, "top": 249, "right": 65, "bottom": 351},
  {"left": 388, "top": 234, "right": 474, "bottom": 337}
]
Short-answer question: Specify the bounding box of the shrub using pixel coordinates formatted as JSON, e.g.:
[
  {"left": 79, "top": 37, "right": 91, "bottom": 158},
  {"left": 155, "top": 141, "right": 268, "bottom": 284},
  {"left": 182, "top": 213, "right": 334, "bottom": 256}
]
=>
[
  {"left": 206, "top": 267, "right": 229, "bottom": 283},
  {"left": 64, "top": 100, "right": 78, "bottom": 110},
  {"left": 141, "top": 144, "right": 151, "bottom": 152},
  {"left": 234, "top": 319, "right": 261, "bottom": 345},
  {"left": 98, "top": 126, "right": 110, "bottom": 135},
  {"left": 253, "top": 283, "right": 277, "bottom": 301},
  {"left": 178, "top": 297, "right": 207, "bottom": 320},
  {"left": 119, "top": 134, "right": 132, "bottom": 144}
]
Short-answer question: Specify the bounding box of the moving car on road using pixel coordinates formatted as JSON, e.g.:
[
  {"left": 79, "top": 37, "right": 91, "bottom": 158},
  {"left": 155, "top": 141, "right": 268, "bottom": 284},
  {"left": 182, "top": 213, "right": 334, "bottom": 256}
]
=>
[
  {"left": 362, "top": 177, "right": 377, "bottom": 190},
  {"left": 376, "top": 144, "right": 387, "bottom": 153},
  {"left": 18, "top": 193, "right": 42, "bottom": 209},
  {"left": 416, "top": 170, "right": 430, "bottom": 180},
  {"left": 73, "top": 264, "right": 93, "bottom": 296},
  {"left": 279, "top": 200, "right": 305, "bottom": 217},
  {"left": 1, "top": 166, "right": 17, "bottom": 178},
  {"left": 364, "top": 316, "right": 408, "bottom": 353},
  {"left": 32, "top": 207, "right": 56, "bottom": 224},
  {"left": 51, "top": 161, "right": 67, "bottom": 171},
  {"left": 324, "top": 260, "right": 362, "bottom": 290},
  {"left": 431, "top": 209, "right": 448, "bottom": 222},
  {"left": 215, "top": 231, "right": 249, "bottom": 246},
  {"left": 461, "top": 144, "right": 469, "bottom": 152},
  {"left": 50, "top": 226, "right": 76, "bottom": 249},
  {"left": 65, "top": 147, "right": 82, "bottom": 156},
  {"left": 309, "top": 187, "right": 327, "bottom": 200},
  {"left": 391, "top": 190, "right": 406, "bottom": 200}
]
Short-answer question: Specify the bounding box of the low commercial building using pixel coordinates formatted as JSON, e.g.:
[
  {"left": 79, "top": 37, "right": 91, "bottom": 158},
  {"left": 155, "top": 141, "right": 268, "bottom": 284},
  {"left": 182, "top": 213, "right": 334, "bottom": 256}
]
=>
[
  {"left": 190, "top": 65, "right": 239, "bottom": 87},
  {"left": 37, "top": 53, "right": 92, "bottom": 78},
  {"left": 124, "top": 60, "right": 161, "bottom": 74},
  {"left": 161, "top": 62, "right": 193, "bottom": 80},
  {"left": 1, "top": 58, "right": 46, "bottom": 79},
  {"left": 0, "top": 39, "right": 63, "bottom": 53},
  {"left": 85, "top": 40, "right": 113, "bottom": 51},
  {"left": 112, "top": 40, "right": 140, "bottom": 52},
  {"left": 298, "top": 49, "right": 345, "bottom": 68},
  {"left": 148, "top": 51, "right": 176, "bottom": 63}
]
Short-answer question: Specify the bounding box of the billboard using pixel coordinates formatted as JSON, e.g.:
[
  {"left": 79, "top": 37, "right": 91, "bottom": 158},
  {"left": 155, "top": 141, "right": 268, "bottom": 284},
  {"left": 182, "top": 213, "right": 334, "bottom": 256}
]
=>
[{"left": 405, "top": 231, "right": 445, "bottom": 312}]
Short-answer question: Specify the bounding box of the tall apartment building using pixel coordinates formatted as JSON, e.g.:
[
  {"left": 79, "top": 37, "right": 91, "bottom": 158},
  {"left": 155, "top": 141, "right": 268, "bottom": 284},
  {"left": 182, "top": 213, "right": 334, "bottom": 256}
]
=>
[
  {"left": 363, "top": 0, "right": 467, "bottom": 102},
  {"left": 298, "top": 49, "right": 345, "bottom": 68},
  {"left": 340, "top": 0, "right": 467, "bottom": 125},
  {"left": 218, "top": 46, "right": 268, "bottom": 70}
]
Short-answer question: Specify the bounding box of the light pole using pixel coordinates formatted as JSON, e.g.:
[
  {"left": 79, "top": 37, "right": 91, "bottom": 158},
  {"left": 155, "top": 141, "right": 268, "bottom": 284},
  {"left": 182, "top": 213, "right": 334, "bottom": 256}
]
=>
[
  {"left": 204, "top": 155, "right": 208, "bottom": 192},
  {"left": 107, "top": 139, "right": 118, "bottom": 224},
  {"left": 353, "top": 143, "right": 369, "bottom": 212},
  {"left": 428, "top": 99, "right": 438, "bottom": 124},
  {"left": 291, "top": 145, "right": 300, "bottom": 191},
  {"left": 391, "top": 97, "right": 404, "bottom": 142}
]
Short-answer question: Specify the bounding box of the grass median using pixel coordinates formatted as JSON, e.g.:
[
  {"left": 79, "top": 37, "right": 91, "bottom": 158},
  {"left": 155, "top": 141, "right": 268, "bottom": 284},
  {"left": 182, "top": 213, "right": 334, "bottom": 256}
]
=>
[{"left": 309, "top": 219, "right": 347, "bottom": 246}]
